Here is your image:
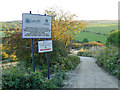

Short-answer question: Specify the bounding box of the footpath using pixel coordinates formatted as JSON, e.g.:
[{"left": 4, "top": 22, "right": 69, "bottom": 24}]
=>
[{"left": 64, "top": 56, "right": 119, "bottom": 88}]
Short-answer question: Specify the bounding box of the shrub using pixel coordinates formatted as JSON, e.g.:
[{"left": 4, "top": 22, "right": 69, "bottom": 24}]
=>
[
  {"left": 52, "top": 70, "right": 67, "bottom": 87},
  {"left": 2, "top": 54, "right": 80, "bottom": 89},
  {"left": 105, "top": 30, "right": 120, "bottom": 47},
  {"left": 51, "top": 55, "right": 80, "bottom": 71},
  {"left": 2, "top": 51, "right": 9, "bottom": 60},
  {"left": 70, "top": 43, "right": 82, "bottom": 49},
  {"left": 67, "top": 55, "right": 80, "bottom": 69},
  {"left": 77, "top": 51, "right": 93, "bottom": 57},
  {"left": 82, "top": 38, "right": 88, "bottom": 43},
  {"left": 2, "top": 66, "right": 58, "bottom": 89},
  {"left": 71, "top": 39, "right": 82, "bottom": 43},
  {"left": 96, "top": 45, "right": 119, "bottom": 79}
]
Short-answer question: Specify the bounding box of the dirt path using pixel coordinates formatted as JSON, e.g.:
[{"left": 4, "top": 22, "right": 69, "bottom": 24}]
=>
[{"left": 64, "top": 56, "right": 118, "bottom": 88}]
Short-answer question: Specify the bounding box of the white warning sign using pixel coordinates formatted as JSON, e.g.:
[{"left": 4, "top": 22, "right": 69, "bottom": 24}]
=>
[{"left": 38, "top": 40, "right": 53, "bottom": 53}]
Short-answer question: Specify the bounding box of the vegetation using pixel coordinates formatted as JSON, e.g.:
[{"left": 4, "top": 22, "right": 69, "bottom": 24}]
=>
[
  {"left": 1, "top": 10, "right": 119, "bottom": 88},
  {"left": 82, "top": 38, "right": 89, "bottom": 43},
  {"left": 85, "top": 23, "right": 118, "bottom": 34},
  {"left": 105, "top": 30, "right": 120, "bottom": 47},
  {"left": 77, "top": 51, "right": 93, "bottom": 57},
  {"left": 95, "top": 45, "right": 119, "bottom": 79},
  {"left": 74, "top": 31, "right": 107, "bottom": 44},
  {"left": 95, "top": 30, "right": 119, "bottom": 79},
  {"left": 74, "top": 22, "right": 118, "bottom": 44},
  {"left": 2, "top": 9, "right": 82, "bottom": 89},
  {"left": 2, "top": 66, "right": 57, "bottom": 89}
]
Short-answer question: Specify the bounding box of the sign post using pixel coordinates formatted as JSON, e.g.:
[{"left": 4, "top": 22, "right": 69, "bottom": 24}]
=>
[
  {"left": 46, "top": 52, "right": 50, "bottom": 79},
  {"left": 30, "top": 11, "right": 35, "bottom": 72},
  {"left": 31, "top": 38, "right": 35, "bottom": 72},
  {"left": 38, "top": 40, "right": 52, "bottom": 79},
  {"left": 22, "top": 12, "right": 52, "bottom": 78}
]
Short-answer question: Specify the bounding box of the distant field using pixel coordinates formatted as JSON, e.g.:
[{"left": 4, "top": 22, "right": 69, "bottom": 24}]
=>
[
  {"left": 85, "top": 24, "right": 118, "bottom": 34},
  {"left": 0, "top": 20, "right": 118, "bottom": 45},
  {"left": 74, "top": 32, "right": 107, "bottom": 44},
  {"left": 74, "top": 22, "right": 118, "bottom": 44}
]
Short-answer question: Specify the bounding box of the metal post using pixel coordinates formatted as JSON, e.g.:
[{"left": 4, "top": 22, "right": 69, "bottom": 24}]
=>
[
  {"left": 44, "top": 14, "right": 50, "bottom": 79},
  {"left": 47, "top": 52, "right": 50, "bottom": 79},
  {"left": 30, "top": 11, "right": 35, "bottom": 72},
  {"left": 32, "top": 38, "right": 35, "bottom": 72}
]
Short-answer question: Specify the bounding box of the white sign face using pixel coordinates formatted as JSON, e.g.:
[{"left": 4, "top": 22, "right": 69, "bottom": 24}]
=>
[
  {"left": 38, "top": 40, "right": 53, "bottom": 53},
  {"left": 22, "top": 13, "right": 52, "bottom": 39}
]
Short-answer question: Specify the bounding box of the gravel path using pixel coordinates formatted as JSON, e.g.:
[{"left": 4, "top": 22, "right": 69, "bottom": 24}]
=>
[{"left": 64, "top": 56, "right": 118, "bottom": 88}]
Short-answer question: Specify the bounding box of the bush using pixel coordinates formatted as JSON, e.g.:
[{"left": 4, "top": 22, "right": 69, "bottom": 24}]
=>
[
  {"left": 105, "top": 30, "right": 120, "bottom": 47},
  {"left": 67, "top": 55, "right": 80, "bottom": 69},
  {"left": 82, "top": 38, "right": 88, "bottom": 43},
  {"left": 77, "top": 51, "right": 93, "bottom": 57},
  {"left": 51, "top": 55, "right": 80, "bottom": 71},
  {"left": 71, "top": 39, "right": 82, "bottom": 43},
  {"left": 2, "top": 51, "right": 9, "bottom": 60},
  {"left": 96, "top": 45, "right": 119, "bottom": 79},
  {"left": 52, "top": 70, "right": 67, "bottom": 87},
  {"left": 2, "top": 66, "right": 58, "bottom": 89},
  {"left": 2, "top": 54, "right": 80, "bottom": 89},
  {"left": 77, "top": 52, "right": 84, "bottom": 56}
]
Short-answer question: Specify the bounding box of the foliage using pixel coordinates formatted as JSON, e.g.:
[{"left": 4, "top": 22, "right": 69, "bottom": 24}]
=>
[
  {"left": 2, "top": 51, "right": 9, "bottom": 59},
  {"left": 88, "top": 41, "right": 103, "bottom": 46},
  {"left": 2, "top": 54, "right": 80, "bottom": 89},
  {"left": 71, "top": 41, "right": 103, "bottom": 50},
  {"left": 2, "top": 9, "right": 86, "bottom": 64},
  {"left": 2, "top": 9, "right": 82, "bottom": 88},
  {"left": 45, "top": 8, "right": 87, "bottom": 47},
  {"left": 82, "top": 38, "right": 88, "bottom": 43},
  {"left": 50, "top": 55, "right": 80, "bottom": 73},
  {"left": 77, "top": 51, "right": 93, "bottom": 57},
  {"left": 1, "top": 21, "right": 22, "bottom": 32},
  {"left": 71, "top": 39, "right": 82, "bottom": 43},
  {"left": 105, "top": 30, "right": 120, "bottom": 47},
  {"left": 95, "top": 45, "right": 119, "bottom": 79},
  {"left": 52, "top": 70, "right": 67, "bottom": 87},
  {"left": 2, "top": 66, "right": 58, "bottom": 89},
  {"left": 70, "top": 43, "right": 82, "bottom": 49}
]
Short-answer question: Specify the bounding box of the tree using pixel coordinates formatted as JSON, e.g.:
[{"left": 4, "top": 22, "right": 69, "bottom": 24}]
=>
[
  {"left": 105, "top": 30, "right": 120, "bottom": 47},
  {"left": 2, "top": 8, "right": 87, "bottom": 64},
  {"left": 82, "top": 38, "right": 88, "bottom": 43},
  {"left": 44, "top": 8, "right": 87, "bottom": 47}
]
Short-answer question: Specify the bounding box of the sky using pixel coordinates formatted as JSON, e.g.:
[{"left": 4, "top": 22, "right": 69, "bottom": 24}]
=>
[{"left": 0, "top": 0, "right": 119, "bottom": 21}]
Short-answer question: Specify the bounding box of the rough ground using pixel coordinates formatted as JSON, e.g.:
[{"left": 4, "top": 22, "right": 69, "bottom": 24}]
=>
[{"left": 64, "top": 56, "right": 118, "bottom": 88}]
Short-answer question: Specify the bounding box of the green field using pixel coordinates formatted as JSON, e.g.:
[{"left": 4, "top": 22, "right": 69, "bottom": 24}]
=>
[
  {"left": 85, "top": 24, "right": 118, "bottom": 34},
  {"left": 74, "top": 21, "right": 118, "bottom": 44},
  {"left": 74, "top": 31, "right": 107, "bottom": 44}
]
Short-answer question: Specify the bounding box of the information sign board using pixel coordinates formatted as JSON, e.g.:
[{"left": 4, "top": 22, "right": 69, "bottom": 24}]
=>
[{"left": 22, "top": 13, "right": 52, "bottom": 39}]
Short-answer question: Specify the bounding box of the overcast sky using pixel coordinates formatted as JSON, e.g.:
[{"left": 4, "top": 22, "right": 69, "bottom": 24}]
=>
[{"left": 0, "top": 0, "right": 119, "bottom": 21}]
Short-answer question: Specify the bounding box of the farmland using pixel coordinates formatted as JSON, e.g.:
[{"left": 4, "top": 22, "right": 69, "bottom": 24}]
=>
[
  {"left": 0, "top": 20, "right": 118, "bottom": 44},
  {"left": 74, "top": 20, "right": 118, "bottom": 44},
  {"left": 74, "top": 31, "right": 107, "bottom": 44}
]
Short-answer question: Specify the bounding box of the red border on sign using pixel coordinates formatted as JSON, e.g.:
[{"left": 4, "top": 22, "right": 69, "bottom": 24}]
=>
[{"left": 40, "top": 48, "right": 51, "bottom": 51}]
